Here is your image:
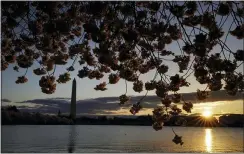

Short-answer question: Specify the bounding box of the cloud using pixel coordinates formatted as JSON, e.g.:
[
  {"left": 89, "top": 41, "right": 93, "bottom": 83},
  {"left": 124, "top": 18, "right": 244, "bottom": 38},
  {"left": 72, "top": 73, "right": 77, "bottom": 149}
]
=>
[
  {"left": 16, "top": 98, "right": 132, "bottom": 115},
  {"left": 12, "top": 90, "right": 242, "bottom": 115},
  {"left": 1, "top": 99, "right": 11, "bottom": 103},
  {"left": 82, "top": 90, "right": 243, "bottom": 104},
  {"left": 15, "top": 95, "right": 162, "bottom": 115}
]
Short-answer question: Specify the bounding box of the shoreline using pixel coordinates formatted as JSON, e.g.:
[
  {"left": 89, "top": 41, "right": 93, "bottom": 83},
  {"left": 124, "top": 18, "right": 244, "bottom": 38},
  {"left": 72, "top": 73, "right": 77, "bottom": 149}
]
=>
[
  {"left": 2, "top": 106, "right": 244, "bottom": 128},
  {"left": 2, "top": 123, "right": 244, "bottom": 128}
]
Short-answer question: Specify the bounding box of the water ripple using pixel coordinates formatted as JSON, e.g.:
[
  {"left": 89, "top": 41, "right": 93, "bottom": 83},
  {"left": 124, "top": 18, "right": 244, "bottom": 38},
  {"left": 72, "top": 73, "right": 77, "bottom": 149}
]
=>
[{"left": 2, "top": 126, "right": 243, "bottom": 153}]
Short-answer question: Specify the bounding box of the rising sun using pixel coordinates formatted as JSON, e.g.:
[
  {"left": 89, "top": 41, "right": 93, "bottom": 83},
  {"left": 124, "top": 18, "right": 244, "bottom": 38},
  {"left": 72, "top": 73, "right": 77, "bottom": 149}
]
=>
[{"left": 202, "top": 110, "right": 212, "bottom": 118}]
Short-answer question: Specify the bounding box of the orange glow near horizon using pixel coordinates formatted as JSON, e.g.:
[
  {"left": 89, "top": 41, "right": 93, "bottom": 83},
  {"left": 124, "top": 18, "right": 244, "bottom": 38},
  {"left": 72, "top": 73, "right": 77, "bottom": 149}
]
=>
[{"left": 202, "top": 110, "right": 213, "bottom": 118}]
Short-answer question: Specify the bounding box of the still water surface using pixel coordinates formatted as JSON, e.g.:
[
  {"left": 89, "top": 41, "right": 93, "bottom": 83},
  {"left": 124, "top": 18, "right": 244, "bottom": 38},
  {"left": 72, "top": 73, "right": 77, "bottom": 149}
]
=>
[{"left": 1, "top": 125, "right": 243, "bottom": 153}]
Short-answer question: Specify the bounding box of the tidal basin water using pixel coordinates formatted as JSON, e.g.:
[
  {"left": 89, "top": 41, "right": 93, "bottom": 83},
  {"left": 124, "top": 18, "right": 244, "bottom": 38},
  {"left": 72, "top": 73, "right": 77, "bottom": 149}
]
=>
[{"left": 1, "top": 125, "right": 243, "bottom": 153}]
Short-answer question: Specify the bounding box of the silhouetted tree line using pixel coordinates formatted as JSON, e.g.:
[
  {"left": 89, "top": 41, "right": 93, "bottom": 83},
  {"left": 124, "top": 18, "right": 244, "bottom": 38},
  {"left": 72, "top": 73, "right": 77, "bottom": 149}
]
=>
[
  {"left": 2, "top": 106, "right": 74, "bottom": 125},
  {"left": 1, "top": 106, "right": 244, "bottom": 127}
]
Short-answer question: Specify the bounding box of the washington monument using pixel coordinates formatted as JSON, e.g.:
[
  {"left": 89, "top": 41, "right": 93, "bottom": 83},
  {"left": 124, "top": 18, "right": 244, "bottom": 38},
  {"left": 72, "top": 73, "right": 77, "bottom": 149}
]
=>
[{"left": 70, "top": 78, "right": 76, "bottom": 119}]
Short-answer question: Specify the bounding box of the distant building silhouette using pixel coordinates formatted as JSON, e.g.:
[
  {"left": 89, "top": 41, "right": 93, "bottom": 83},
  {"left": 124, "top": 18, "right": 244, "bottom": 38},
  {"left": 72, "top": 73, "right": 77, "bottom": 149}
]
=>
[{"left": 70, "top": 78, "right": 76, "bottom": 119}]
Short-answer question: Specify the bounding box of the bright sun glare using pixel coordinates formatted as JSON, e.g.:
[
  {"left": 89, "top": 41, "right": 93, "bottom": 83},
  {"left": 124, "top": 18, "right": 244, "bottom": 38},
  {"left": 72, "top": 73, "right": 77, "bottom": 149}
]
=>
[{"left": 202, "top": 110, "right": 212, "bottom": 118}]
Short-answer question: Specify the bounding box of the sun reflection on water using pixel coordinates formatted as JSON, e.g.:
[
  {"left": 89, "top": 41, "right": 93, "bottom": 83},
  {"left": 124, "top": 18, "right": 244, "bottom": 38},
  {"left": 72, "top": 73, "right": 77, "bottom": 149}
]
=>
[{"left": 205, "top": 129, "right": 212, "bottom": 153}]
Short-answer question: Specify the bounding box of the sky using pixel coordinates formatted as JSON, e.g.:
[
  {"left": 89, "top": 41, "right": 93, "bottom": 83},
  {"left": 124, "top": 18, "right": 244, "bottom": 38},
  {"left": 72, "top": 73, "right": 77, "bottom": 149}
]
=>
[{"left": 1, "top": 2, "right": 244, "bottom": 116}]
